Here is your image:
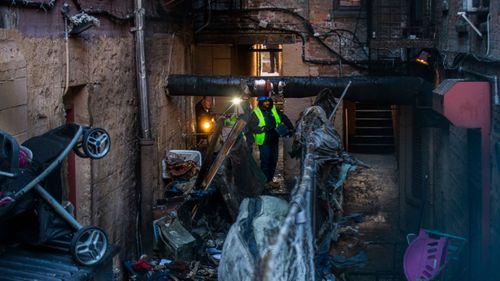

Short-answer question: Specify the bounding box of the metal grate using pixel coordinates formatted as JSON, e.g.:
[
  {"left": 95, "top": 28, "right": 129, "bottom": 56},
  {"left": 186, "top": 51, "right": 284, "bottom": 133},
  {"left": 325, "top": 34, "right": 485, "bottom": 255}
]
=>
[{"left": 372, "top": 0, "right": 434, "bottom": 41}]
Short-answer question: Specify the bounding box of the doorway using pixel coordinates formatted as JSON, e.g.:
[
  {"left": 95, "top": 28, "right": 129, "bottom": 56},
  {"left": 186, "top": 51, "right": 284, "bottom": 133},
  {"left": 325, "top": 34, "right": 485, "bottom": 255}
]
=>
[{"left": 63, "top": 85, "right": 92, "bottom": 225}]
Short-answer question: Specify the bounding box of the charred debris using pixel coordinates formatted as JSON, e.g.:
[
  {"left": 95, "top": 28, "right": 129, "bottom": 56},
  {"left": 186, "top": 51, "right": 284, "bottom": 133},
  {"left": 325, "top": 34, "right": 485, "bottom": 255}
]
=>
[{"left": 126, "top": 90, "right": 368, "bottom": 281}]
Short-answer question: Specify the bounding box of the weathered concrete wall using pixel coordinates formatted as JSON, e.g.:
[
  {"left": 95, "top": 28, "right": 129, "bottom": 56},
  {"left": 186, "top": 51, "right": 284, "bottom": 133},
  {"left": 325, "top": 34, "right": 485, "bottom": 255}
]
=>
[
  {"left": 147, "top": 30, "right": 195, "bottom": 201},
  {"left": 0, "top": 30, "right": 141, "bottom": 260},
  {"left": 0, "top": 33, "right": 28, "bottom": 142},
  {"left": 0, "top": 12, "right": 194, "bottom": 265}
]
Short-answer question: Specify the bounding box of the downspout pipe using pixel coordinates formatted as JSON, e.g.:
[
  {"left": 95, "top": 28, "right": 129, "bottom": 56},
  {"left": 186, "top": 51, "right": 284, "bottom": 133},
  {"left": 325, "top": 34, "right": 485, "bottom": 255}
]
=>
[
  {"left": 165, "top": 75, "right": 433, "bottom": 105},
  {"left": 134, "top": 0, "right": 151, "bottom": 140},
  {"left": 133, "top": 0, "right": 154, "bottom": 254}
]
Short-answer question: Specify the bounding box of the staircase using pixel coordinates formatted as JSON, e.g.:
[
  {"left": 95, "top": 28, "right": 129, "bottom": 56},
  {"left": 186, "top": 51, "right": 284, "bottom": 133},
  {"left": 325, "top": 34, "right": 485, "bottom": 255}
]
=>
[{"left": 349, "top": 104, "right": 395, "bottom": 154}]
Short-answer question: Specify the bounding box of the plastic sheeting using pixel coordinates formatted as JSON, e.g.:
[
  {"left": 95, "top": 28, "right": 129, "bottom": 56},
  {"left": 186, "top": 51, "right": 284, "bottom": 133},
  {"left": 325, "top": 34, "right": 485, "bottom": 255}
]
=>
[
  {"left": 218, "top": 196, "right": 289, "bottom": 281},
  {"left": 212, "top": 137, "right": 266, "bottom": 219}
]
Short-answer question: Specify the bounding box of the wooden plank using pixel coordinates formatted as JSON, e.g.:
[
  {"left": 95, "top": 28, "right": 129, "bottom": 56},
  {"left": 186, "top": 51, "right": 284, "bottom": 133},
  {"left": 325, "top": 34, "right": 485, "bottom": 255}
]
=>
[
  {"left": 194, "top": 117, "right": 224, "bottom": 189},
  {"left": 200, "top": 119, "right": 247, "bottom": 190}
]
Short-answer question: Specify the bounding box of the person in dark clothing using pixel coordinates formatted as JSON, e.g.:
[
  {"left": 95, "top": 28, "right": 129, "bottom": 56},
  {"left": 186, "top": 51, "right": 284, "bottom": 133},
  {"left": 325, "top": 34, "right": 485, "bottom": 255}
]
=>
[
  {"left": 247, "top": 96, "right": 294, "bottom": 186},
  {"left": 195, "top": 96, "right": 215, "bottom": 142}
]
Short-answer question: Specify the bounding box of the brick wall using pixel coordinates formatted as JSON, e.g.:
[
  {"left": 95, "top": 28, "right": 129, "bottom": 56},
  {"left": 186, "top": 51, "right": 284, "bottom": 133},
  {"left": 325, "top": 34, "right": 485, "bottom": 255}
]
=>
[{"left": 438, "top": 0, "right": 500, "bottom": 61}]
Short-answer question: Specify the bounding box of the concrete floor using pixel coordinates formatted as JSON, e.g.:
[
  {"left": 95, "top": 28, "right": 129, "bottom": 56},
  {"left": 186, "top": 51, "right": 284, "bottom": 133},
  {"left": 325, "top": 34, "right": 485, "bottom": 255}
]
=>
[
  {"left": 343, "top": 153, "right": 406, "bottom": 281},
  {"left": 253, "top": 144, "right": 406, "bottom": 280}
]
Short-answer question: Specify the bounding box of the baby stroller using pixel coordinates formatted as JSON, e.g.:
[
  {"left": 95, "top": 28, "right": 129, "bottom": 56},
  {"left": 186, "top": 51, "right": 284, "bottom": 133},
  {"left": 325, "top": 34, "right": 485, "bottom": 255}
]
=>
[{"left": 0, "top": 123, "right": 111, "bottom": 266}]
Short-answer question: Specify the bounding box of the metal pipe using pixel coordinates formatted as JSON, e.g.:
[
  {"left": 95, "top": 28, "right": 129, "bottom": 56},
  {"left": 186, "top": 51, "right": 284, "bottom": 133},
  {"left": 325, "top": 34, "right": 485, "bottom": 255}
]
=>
[
  {"left": 329, "top": 80, "right": 352, "bottom": 121},
  {"left": 134, "top": 0, "right": 152, "bottom": 140},
  {"left": 457, "top": 12, "right": 483, "bottom": 37},
  {"left": 165, "top": 75, "right": 433, "bottom": 105},
  {"left": 133, "top": 0, "right": 154, "bottom": 254}
]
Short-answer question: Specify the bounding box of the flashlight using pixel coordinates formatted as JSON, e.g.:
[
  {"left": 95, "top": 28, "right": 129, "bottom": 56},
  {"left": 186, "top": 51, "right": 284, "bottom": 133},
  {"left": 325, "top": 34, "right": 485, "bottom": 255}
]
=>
[
  {"left": 200, "top": 118, "right": 214, "bottom": 133},
  {"left": 231, "top": 97, "right": 242, "bottom": 105}
]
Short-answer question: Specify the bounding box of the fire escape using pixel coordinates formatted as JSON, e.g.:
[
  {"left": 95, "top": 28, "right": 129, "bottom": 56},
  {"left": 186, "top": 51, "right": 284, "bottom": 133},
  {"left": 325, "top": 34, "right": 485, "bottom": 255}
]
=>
[
  {"left": 190, "top": 0, "right": 300, "bottom": 44},
  {"left": 370, "top": 0, "right": 435, "bottom": 49}
]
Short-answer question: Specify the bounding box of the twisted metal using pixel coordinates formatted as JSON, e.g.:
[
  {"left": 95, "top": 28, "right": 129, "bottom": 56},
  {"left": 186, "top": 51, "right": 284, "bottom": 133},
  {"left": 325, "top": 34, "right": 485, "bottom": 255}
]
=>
[{"left": 256, "top": 97, "right": 359, "bottom": 281}]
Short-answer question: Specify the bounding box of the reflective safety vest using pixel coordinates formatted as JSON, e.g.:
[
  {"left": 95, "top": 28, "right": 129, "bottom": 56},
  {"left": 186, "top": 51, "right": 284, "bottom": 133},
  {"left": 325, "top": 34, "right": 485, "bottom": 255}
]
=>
[{"left": 253, "top": 106, "right": 281, "bottom": 145}]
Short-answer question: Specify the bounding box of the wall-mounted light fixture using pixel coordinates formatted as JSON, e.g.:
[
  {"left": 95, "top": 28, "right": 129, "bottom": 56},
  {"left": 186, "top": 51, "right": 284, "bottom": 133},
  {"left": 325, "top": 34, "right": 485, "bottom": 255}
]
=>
[{"left": 416, "top": 50, "right": 430, "bottom": 66}]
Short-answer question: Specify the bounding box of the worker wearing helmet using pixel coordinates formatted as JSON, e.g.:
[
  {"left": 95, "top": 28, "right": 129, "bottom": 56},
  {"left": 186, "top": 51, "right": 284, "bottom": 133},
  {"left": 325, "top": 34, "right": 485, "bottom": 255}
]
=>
[{"left": 247, "top": 96, "right": 294, "bottom": 187}]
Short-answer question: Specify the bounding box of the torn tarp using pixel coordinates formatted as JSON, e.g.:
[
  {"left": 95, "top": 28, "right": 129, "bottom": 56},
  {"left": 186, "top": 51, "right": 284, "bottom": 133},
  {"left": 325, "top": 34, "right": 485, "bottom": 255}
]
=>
[{"left": 218, "top": 196, "right": 289, "bottom": 281}]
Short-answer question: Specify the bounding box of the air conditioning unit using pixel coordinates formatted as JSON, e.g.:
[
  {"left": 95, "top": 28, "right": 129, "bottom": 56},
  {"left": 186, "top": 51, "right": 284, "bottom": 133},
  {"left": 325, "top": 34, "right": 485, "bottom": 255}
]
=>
[{"left": 464, "top": 0, "right": 489, "bottom": 12}]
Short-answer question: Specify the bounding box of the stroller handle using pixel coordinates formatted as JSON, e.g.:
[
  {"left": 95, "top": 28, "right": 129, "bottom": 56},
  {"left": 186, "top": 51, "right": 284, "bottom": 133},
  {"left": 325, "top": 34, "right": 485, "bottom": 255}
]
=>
[
  {"left": 0, "top": 171, "right": 16, "bottom": 178},
  {"left": 13, "top": 125, "right": 84, "bottom": 199}
]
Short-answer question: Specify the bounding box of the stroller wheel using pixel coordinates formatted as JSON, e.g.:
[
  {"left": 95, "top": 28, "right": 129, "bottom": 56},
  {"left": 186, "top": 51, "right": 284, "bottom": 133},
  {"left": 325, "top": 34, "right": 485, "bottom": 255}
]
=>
[
  {"left": 71, "top": 226, "right": 109, "bottom": 266},
  {"left": 73, "top": 141, "right": 90, "bottom": 158},
  {"left": 82, "top": 128, "right": 111, "bottom": 159}
]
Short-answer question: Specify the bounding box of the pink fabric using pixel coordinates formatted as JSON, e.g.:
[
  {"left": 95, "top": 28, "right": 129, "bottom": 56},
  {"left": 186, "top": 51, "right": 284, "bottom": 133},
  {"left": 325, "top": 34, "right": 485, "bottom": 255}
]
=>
[
  {"left": 18, "top": 149, "right": 29, "bottom": 168},
  {"left": 0, "top": 196, "right": 14, "bottom": 207},
  {"left": 132, "top": 259, "right": 153, "bottom": 271}
]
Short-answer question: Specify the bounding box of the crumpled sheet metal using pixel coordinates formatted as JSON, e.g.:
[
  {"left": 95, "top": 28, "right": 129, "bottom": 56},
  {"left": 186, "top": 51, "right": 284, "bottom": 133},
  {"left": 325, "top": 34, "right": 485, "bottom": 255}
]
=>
[
  {"left": 260, "top": 104, "right": 359, "bottom": 281},
  {"left": 293, "top": 106, "right": 358, "bottom": 167},
  {"left": 219, "top": 102, "right": 359, "bottom": 281}
]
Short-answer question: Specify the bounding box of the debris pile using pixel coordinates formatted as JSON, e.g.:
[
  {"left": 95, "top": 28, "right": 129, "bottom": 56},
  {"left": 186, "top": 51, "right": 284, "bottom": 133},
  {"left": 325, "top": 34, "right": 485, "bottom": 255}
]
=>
[
  {"left": 125, "top": 94, "right": 369, "bottom": 281},
  {"left": 125, "top": 138, "right": 263, "bottom": 281}
]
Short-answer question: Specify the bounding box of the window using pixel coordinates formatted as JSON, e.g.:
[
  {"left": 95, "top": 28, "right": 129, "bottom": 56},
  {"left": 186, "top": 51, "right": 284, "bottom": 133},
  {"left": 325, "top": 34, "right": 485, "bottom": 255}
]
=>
[
  {"left": 340, "top": 0, "right": 361, "bottom": 7},
  {"left": 334, "top": 0, "right": 363, "bottom": 10},
  {"left": 465, "top": 0, "right": 489, "bottom": 12},
  {"left": 333, "top": 0, "right": 365, "bottom": 16}
]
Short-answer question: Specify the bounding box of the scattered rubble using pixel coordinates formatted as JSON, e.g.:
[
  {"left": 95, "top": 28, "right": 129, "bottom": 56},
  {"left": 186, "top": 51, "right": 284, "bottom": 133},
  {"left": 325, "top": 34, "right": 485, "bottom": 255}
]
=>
[{"left": 125, "top": 95, "right": 378, "bottom": 281}]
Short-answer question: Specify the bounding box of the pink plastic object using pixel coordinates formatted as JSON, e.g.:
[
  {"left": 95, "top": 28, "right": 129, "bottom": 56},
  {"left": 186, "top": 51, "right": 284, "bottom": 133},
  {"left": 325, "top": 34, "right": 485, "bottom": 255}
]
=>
[
  {"left": 18, "top": 146, "right": 33, "bottom": 168},
  {"left": 18, "top": 149, "right": 28, "bottom": 168},
  {"left": 403, "top": 229, "right": 449, "bottom": 281}
]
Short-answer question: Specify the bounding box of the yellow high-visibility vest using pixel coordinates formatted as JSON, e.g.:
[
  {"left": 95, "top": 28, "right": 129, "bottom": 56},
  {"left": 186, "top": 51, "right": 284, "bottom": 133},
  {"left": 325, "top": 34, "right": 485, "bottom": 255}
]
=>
[{"left": 253, "top": 106, "right": 281, "bottom": 145}]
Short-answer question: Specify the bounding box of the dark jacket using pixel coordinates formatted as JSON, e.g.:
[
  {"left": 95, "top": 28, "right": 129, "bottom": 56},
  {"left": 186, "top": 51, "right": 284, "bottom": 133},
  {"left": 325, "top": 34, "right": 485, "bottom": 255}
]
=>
[
  {"left": 195, "top": 100, "right": 214, "bottom": 135},
  {"left": 247, "top": 100, "right": 294, "bottom": 145}
]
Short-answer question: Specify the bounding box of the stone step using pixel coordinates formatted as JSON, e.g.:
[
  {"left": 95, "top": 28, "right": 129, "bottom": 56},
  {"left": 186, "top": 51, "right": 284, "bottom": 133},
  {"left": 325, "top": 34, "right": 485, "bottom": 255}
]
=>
[
  {"left": 356, "top": 118, "right": 393, "bottom": 127},
  {"left": 350, "top": 135, "right": 394, "bottom": 145}
]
